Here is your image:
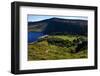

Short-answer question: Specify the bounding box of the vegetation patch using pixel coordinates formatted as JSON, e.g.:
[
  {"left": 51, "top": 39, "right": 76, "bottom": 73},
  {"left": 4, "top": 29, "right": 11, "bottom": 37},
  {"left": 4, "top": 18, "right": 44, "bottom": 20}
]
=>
[{"left": 28, "top": 35, "right": 87, "bottom": 60}]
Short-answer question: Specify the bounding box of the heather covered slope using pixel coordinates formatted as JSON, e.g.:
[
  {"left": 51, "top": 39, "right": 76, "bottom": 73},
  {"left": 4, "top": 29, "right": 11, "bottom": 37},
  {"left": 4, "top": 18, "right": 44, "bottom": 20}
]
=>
[{"left": 28, "top": 18, "right": 87, "bottom": 35}]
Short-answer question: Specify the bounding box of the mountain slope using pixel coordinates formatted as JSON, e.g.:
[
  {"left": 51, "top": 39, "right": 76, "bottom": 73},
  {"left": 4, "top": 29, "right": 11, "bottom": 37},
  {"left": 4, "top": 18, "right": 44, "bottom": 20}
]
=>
[{"left": 28, "top": 17, "right": 88, "bottom": 35}]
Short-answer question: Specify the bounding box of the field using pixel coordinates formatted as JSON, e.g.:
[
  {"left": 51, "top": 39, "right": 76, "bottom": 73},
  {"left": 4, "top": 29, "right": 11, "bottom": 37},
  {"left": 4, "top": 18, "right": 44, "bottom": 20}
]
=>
[{"left": 28, "top": 35, "right": 88, "bottom": 61}]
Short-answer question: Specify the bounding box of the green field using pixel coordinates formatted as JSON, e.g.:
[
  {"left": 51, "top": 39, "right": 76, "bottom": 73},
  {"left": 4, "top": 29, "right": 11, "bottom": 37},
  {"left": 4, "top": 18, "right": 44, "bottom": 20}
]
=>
[{"left": 28, "top": 35, "right": 88, "bottom": 61}]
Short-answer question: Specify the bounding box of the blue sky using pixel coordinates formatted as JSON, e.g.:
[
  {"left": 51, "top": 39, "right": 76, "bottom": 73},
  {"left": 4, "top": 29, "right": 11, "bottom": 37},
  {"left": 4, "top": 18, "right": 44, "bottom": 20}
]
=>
[{"left": 28, "top": 15, "right": 88, "bottom": 22}]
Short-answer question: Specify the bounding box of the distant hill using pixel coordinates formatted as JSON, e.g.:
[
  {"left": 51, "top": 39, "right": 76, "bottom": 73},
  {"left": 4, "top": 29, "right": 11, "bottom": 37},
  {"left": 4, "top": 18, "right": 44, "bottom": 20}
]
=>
[{"left": 28, "top": 17, "right": 88, "bottom": 35}]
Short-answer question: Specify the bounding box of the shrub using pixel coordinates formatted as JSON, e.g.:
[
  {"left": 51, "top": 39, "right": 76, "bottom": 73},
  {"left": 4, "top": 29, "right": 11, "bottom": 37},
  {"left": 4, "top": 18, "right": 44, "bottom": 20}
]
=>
[
  {"left": 47, "top": 37, "right": 72, "bottom": 47},
  {"left": 75, "top": 40, "right": 87, "bottom": 53}
]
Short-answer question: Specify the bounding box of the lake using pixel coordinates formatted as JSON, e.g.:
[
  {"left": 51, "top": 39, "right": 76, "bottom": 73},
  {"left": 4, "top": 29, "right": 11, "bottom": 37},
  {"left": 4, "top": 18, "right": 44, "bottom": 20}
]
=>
[{"left": 28, "top": 32, "right": 44, "bottom": 43}]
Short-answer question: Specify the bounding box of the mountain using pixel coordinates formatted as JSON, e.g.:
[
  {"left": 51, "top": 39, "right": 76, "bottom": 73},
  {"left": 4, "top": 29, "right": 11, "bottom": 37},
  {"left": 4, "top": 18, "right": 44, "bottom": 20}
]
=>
[{"left": 28, "top": 17, "right": 88, "bottom": 35}]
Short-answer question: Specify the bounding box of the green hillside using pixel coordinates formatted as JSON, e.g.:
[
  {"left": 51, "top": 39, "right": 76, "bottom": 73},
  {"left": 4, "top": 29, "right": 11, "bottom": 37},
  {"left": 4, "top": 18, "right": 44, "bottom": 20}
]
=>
[{"left": 28, "top": 35, "right": 87, "bottom": 60}]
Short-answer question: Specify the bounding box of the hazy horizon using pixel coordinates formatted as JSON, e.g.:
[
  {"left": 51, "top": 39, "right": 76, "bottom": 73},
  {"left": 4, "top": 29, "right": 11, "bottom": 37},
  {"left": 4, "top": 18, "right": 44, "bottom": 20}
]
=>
[{"left": 28, "top": 15, "right": 88, "bottom": 22}]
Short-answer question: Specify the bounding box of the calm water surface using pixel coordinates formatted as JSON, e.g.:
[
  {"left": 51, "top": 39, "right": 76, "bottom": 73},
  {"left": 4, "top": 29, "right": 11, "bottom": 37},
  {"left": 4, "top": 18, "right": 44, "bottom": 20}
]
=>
[{"left": 28, "top": 32, "right": 44, "bottom": 43}]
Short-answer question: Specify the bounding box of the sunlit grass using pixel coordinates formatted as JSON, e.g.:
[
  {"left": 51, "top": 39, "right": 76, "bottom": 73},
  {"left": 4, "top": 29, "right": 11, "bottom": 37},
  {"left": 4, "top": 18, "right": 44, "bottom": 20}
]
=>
[{"left": 28, "top": 35, "right": 87, "bottom": 61}]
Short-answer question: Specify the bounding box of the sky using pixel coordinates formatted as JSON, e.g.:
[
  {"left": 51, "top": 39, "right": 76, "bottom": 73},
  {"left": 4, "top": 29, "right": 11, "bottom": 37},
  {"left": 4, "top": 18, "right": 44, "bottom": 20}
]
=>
[{"left": 28, "top": 15, "right": 88, "bottom": 22}]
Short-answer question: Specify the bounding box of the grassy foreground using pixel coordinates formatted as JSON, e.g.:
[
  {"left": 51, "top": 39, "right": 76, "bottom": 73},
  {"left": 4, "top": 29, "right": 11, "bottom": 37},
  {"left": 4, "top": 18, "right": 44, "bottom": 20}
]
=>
[{"left": 28, "top": 35, "right": 88, "bottom": 61}]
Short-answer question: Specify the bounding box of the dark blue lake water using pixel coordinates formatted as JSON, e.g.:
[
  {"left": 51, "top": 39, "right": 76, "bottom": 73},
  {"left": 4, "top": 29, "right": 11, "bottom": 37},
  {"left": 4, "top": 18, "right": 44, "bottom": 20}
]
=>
[{"left": 28, "top": 32, "right": 44, "bottom": 43}]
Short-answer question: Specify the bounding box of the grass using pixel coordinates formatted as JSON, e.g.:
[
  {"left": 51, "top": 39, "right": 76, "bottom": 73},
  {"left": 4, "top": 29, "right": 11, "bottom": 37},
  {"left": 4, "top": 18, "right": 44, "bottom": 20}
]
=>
[
  {"left": 28, "top": 35, "right": 88, "bottom": 61},
  {"left": 48, "top": 35, "right": 75, "bottom": 41}
]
